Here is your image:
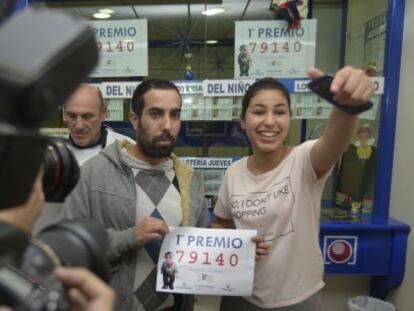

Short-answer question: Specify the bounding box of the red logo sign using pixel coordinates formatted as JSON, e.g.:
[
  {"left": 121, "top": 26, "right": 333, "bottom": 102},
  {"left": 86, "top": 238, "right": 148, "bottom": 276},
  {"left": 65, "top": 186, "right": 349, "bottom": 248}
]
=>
[{"left": 327, "top": 239, "right": 353, "bottom": 264}]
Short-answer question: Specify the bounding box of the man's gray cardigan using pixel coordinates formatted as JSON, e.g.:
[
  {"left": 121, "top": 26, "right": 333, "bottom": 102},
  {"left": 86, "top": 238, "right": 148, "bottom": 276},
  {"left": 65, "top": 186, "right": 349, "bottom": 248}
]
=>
[{"left": 62, "top": 141, "right": 210, "bottom": 310}]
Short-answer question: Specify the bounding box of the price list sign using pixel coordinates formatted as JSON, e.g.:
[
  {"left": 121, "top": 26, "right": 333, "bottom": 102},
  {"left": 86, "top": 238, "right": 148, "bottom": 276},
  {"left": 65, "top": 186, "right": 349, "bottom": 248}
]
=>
[
  {"left": 89, "top": 19, "right": 148, "bottom": 77},
  {"left": 234, "top": 20, "right": 317, "bottom": 78},
  {"left": 156, "top": 227, "right": 256, "bottom": 296}
]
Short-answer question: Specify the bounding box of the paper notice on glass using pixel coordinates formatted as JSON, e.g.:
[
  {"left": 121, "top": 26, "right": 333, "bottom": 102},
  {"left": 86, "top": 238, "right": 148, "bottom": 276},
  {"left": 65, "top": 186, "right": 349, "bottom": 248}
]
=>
[
  {"left": 181, "top": 96, "right": 193, "bottom": 120},
  {"left": 359, "top": 94, "right": 380, "bottom": 120},
  {"left": 40, "top": 128, "right": 69, "bottom": 138},
  {"left": 89, "top": 19, "right": 148, "bottom": 77},
  {"left": 156, "top": 227, "right": 256, "bottom": 296},
  {"left": 234, "top": 20, "right": 316, "bottom": 78},
  {"left": 106, "top": 99, "right": 124, "bottom": 121}
]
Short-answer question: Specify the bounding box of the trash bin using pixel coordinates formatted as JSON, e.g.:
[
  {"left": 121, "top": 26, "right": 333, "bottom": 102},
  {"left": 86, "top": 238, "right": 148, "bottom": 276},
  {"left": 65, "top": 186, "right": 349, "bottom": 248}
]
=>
[{"left": 348, "top": 296, "right": 396, "bottom": 311}]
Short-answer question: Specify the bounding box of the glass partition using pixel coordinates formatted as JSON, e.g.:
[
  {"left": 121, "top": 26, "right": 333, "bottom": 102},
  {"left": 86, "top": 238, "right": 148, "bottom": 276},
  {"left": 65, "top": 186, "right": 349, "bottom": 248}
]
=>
[{"left": 35, "top": 0, "right": 388, "bottom": 219}]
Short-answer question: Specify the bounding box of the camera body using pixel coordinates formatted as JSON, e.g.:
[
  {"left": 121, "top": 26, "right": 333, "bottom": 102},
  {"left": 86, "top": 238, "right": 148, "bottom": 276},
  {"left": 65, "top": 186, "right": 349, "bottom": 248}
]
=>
[
  {"left": 0, "top": 6, "right": 98, "bottom": 209},
  {"left": 0, "top": 4, "right": 107, "bottom": 310}
]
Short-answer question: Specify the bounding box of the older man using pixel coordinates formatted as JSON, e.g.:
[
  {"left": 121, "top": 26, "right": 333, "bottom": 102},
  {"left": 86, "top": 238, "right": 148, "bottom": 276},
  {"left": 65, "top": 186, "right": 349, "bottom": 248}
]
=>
[
  {"left": 32, "top": 84, "right": 134, "bottom": 235},
  {"left": 64, "top": 83, "right": 134, "bottom": 165}
]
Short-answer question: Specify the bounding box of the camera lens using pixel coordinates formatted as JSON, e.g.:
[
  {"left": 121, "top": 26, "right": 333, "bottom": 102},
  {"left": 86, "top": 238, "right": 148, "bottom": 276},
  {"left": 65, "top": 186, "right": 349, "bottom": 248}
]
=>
[
  {"left": 42, "top": 138, "right": 79, "bottom": 202},
  {"left": 0, "top": 128, "right": 47, "bottom": 209},
  {"left": 0, "top": 220, "right": 109, "bottom": 310},
  {"left": 34, "top": 220, "right": 109, "bottom": 282}
]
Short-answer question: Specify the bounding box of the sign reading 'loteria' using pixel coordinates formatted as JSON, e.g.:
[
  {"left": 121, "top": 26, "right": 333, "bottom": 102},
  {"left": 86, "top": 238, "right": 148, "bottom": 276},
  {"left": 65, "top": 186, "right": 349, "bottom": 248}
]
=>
[
  {"left": 89, "top": 19, "right": 148, "bottom": 77},
  {"left": 174, "top": 81, "right": 203, "bottom": 95},
  {"left": 234, "top": 20, "right": 317, "bottom": 79},
  {"left": 182, "top": 157, "right": 234, "bottom": 169},
  {"left": 156, "top": 227, "right": 256, "bottom": 296}
]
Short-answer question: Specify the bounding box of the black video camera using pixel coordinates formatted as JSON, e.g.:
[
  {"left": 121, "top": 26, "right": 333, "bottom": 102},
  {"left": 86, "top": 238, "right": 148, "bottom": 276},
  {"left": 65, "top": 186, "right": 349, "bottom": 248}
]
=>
[
  {"left": 0, "top": 4, "right": 98, "bottom": 209},
  {"left": 0, "top": 3, "right": 109, "bottom": 310}
]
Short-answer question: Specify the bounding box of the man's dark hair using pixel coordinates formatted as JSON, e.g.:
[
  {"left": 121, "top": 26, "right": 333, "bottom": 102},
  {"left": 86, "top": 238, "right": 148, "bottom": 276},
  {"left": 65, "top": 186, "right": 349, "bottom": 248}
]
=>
[
  {"left": 241, "top": 77, "right": 291, "bottom": 119},
  {"left": 131, "top": 79, "right": 181, "bottom": 118}
]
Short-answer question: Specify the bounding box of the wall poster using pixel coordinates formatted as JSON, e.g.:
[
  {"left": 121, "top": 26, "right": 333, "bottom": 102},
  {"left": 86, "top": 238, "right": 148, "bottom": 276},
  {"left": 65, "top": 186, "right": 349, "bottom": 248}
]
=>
[{"left": 234, "top": 20, "right": 316, "bottom": 78}]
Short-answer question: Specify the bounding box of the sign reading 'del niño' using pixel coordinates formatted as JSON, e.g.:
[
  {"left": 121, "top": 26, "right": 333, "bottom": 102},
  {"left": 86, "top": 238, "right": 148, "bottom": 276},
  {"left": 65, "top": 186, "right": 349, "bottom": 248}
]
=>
[
  {"left": 89, "top": 19, "right": 148, "bottom": 77},
  {"left": 96, "top": 81, "right": 203, "bottom": 98},
  {"left": 96, "top": 82, "right": 141, "bottom": 98},
  {"left": 156, "top": 227, "right": 256, "bottom": 296},
  {"left": 234, "top": 20, "right": 317, "bottom": 79},
  {"left": 202, "top": 79, "right": 255, "bottom": 97}
]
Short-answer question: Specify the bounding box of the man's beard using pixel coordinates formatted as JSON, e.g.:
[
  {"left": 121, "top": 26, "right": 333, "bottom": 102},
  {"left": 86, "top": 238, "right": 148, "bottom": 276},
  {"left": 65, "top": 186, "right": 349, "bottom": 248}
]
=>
[{"left": 136, "top": 126, "right": 176, "bottom": 158}]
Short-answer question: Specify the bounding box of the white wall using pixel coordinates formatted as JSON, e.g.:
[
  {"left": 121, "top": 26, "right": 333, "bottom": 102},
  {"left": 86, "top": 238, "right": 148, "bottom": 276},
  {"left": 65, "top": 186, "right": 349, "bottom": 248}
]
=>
[
  {"left": 322, "top": 276, "right": 370, "bottom": 311},
  {"left": 387, "top": 1, "right": 414, "bottom": 310}
]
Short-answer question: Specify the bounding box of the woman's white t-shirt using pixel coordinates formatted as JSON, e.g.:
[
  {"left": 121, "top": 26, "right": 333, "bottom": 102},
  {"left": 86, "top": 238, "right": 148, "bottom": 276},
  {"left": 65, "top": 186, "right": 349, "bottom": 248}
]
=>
[{"left": 214, "top": 140, "right": 330, "bottom": 308}]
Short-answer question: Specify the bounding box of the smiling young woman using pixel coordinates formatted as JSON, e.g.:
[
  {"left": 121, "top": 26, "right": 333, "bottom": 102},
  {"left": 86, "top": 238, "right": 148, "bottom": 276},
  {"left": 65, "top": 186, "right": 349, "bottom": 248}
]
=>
[
  {"left": 240, "top": 79, "right": 292, "bottom": 175},
  {"left": 213, "top": 66, "right": 374, "bottom": 311}
]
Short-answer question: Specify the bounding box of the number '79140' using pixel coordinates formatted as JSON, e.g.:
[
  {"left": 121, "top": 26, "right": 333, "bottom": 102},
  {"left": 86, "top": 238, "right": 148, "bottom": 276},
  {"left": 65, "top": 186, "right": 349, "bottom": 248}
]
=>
[
  {"left": 175, "top": 250, "right": 239, "bottom": 267},
  {"left": 97, "top": 40, "right": 135, "bottom": 52},
  {"left": 249, "top": 41, "right": 302, "bottom": 54}
]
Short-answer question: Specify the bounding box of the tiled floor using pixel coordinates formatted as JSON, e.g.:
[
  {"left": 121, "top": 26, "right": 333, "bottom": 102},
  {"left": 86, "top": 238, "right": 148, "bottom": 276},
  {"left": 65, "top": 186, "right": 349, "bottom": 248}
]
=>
[{"left": 194, "top": 295, "right": 221, "bottom": 311}]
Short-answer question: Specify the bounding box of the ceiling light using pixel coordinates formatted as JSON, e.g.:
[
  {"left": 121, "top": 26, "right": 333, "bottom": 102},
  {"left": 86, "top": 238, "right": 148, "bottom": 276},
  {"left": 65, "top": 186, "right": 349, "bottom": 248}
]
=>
[
  {"left": 206, "top": 40, "right": 218, "bottom": 44},
  {"left": 201, "top": 7, "right": 226, "bottom": 16},
  {"left": 99, "top": 8, "right": 115, "bottom": 14},
  {"left": 93, "top": 12, "right": 111, "bottom": 19}
]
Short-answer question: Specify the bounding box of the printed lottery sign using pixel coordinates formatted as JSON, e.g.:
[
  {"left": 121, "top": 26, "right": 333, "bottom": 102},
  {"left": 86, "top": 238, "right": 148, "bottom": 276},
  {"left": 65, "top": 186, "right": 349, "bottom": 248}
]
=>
[
  {"left": 156, "top": 227, "right": 256, "bottom": 296},
  {"left": 89, "top": 19, "right": 148, "bottom": 77},
  {"left": 234, "top": 20, "right": 316, "bottom": 78}
]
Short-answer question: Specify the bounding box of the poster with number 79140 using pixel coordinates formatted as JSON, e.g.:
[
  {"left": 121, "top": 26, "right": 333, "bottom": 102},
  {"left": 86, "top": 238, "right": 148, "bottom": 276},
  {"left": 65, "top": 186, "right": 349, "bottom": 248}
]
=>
[
  {"left": 156, "top": 227, "right": 256, "bottom": 296},
  {"left": 234, "top": 20, "right": 317, "bottom": 79}
]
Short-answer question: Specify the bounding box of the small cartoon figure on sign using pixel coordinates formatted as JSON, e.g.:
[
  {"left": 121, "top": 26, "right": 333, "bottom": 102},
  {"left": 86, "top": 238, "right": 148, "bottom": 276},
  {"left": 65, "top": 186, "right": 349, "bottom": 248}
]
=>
[
  {"left": 238, "top": 44, "right": 252, "bottom": 77},
  {"left": 161, "top": 251, "right": 177, "bottom": 290}
]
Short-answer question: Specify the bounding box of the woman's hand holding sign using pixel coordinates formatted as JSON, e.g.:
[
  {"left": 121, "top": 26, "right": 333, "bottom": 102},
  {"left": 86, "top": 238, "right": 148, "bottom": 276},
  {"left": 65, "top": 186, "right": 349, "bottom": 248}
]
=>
[{"left": 251, "top": 235, "right": 271, "bottom": 261}]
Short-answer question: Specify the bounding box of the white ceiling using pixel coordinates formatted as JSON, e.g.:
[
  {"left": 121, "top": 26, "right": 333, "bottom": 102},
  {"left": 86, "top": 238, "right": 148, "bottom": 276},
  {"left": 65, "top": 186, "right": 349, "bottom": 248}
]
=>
[
  {"left": 33, "top": 0, "right": 275, "bottom": 42},
  {"left": 32, "top": 0, "right": 342, "bottom": 49}
]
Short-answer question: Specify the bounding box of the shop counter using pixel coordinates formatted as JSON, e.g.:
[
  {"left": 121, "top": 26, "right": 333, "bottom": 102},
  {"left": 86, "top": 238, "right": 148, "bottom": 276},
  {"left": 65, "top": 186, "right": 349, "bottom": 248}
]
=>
[{"left": 320, "top": 216, "right": 410, "bottom": 298}]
